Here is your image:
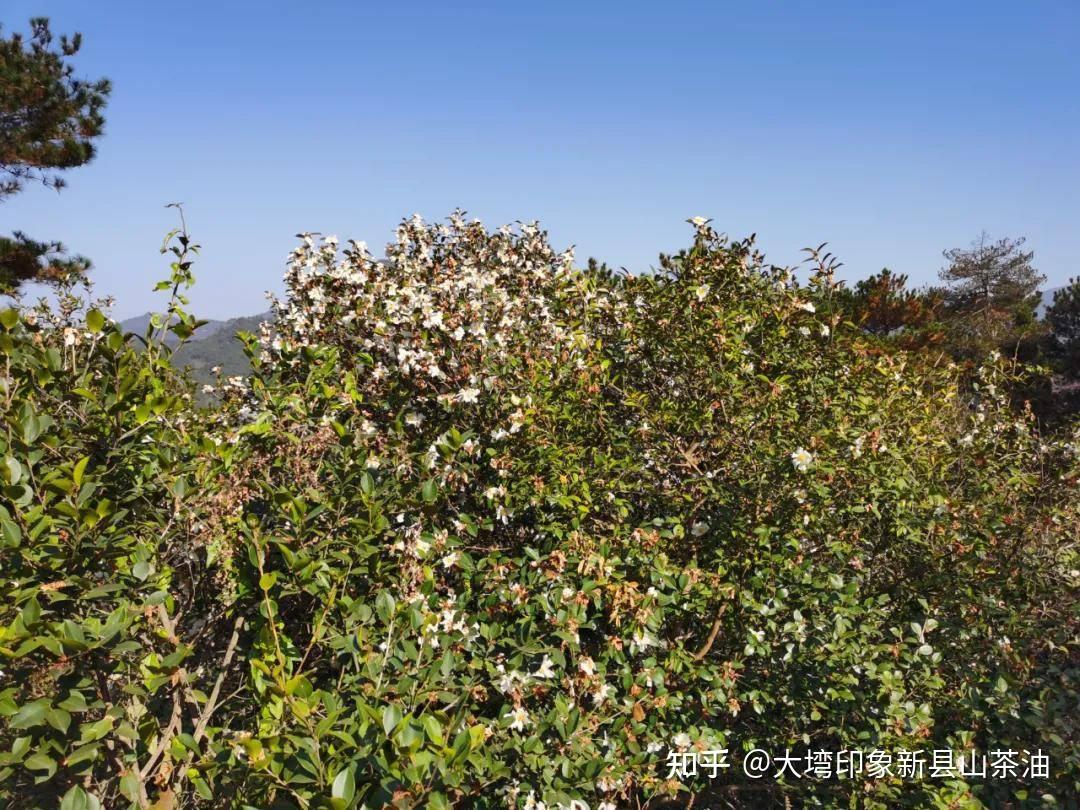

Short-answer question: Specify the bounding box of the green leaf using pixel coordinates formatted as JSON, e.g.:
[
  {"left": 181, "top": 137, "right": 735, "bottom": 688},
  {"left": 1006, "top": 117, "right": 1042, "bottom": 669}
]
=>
[
  {"left": 3, "top": 455, "right": 21, "bottom": 485},
  {"left": 57, "top": 690, "right": 89, "bottom": 712},
  {"left": 382, "top": 704, "right": 402, "bottom": 736},
  {"left": 24, "top": 751, "right": 57, "bottom": 776},
  {"left": 46, "top": 707, "right": 72, "bottom": 733},
  {"left": 61, "top": 784, "right": 98, "bottom": 810},
  {"left": 0, "top": 516, "right": 21, "bottom": 548},
  {"left": 119, "top": 772, "right": 141, "bottom": 802},
  {"left": 9, "top": 736, "right": 31, "bottom": 761},
  {"left": 86, "top": 309, "right": 106, "bottom": 334},
  {"left": 11, "top": 698, "right": 49, "bottom": 730},
  {"left": 192, "top": 774, "right": 213, "bottom": 800},
  {"left": 422, "top": 714, "right": 445, "bottom": 746},
  {"left": 375, "top": 591, "right": 395, "bottom": 622},
  {"left": 64, "top": 742, "right": 100, "bottom": 768},
  {"left": 421, "top": 479, "right": 438, "bottom": 503},
  {"left": 73, "top": 456, "right": 90, "bottom": 487},
  {"left": 170, "top": 475, "right": 189, "bottom": 500},
  {"left": 0, "top": 308, "right": 18, "bottom": 329},
  {"left": 331, "top": 764, "right": 356, "bottom": 802}
]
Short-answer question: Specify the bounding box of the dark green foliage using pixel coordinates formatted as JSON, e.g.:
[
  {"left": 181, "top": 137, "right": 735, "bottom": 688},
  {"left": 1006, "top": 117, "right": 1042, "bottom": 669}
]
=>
[
  {"left": 0, "top": 17, "right": 110, "bottom": 293},
  {"left": 1046, "top": 278, "right": 1080, "bottom": 377},
  {"left": 0, "top": 231, "right": 91, "bottom": 293},
  {"left": 938, "top": 233, "right": 1046, "bottom": 358},
  {"left": 830, "top": 268, "right": 946, "bottom": 347}
]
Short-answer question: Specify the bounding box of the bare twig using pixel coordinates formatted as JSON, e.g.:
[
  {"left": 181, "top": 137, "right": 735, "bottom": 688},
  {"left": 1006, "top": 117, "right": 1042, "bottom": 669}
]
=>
[
  {"left": 193, "top": 615, "right": 245, "bottom": 742},
  {"left": 693, "top": 604, "right": 728, "bottom": 661}
]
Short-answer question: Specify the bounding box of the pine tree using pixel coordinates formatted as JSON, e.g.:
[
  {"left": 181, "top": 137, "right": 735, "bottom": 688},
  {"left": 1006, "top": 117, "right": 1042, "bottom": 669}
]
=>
[
  {"left": 939, "top": 232, "right": 1046, "bottom": 356},
  {"left": 1, "top": 17, "right": 110, "bottom": 294},
  {"left": 848, "top": 268, "right": 941, "bottom": 336},
  {"left": 1046, "top": 278, "right": 1080, "bottom": 377}
]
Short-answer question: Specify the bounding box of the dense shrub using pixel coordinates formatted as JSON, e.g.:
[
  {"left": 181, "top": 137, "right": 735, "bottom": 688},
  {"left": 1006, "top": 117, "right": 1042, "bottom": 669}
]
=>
[{"left": 1, "top": 214, "right": 1077, "bottom": 808}]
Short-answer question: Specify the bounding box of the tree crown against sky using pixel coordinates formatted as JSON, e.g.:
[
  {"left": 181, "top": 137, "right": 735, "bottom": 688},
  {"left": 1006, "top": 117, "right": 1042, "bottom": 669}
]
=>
[
  {"left": 939, "top": 232, "right": 1044, "bottom": 315},
  {"left": 1046, "top": 277, "right": 1080, "bottom": 374},
  {"left": 934, "top": 232, "right": 1047, "bottom": 358},
  {"left": 0, "top": 17, "right": 109, "bottom": 294}
]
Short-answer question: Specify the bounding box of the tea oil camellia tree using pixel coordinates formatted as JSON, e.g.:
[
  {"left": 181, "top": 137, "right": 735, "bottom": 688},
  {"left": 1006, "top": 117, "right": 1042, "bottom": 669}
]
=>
[
  {"left": 0, "top": 213, "right": 1077, "bottom": 808},
  {"left": 0, "top": 219, "right": 227, "bottom": 809}
]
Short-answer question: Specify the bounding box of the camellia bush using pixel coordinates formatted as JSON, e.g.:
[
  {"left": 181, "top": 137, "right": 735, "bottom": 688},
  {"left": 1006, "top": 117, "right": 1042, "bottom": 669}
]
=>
[{"left": 0, "top": 213, "right": 1077, "bottom": 809}]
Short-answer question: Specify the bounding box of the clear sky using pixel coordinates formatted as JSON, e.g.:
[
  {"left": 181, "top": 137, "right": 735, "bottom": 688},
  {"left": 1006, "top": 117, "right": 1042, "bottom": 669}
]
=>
[{"left": 3, "top": 0, "right": 1078, "bottom": 319}]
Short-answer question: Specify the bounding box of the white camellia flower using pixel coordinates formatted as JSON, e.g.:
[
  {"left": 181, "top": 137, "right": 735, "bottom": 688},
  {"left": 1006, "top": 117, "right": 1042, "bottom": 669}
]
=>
[
  {"left": 457, "top": 387, "right": 481, "bottom": 404},
  {"left": 578, "top": 656, "right": 596, "bottom": 677},
  {"left": 496, "top": 666, "right": 523, "bottom": 694},
  {"left": 592, "top": 682, "right": 612, "bottom": 705},
  {"left": 532, "top": 655, "right": 555, "bottom": 679},
  {"left": 796, "top": 300, "right": 816, "bottom": 312},
  {"left": 505, "top": 706, "right": 530, "bottom": 732},
  {"left": 790, "top": 447, "right": 814, "bottom": 472},
  {"left": 631, "top": 627, "right": 659, "bottom": 653},
  {"left": 689, "top": 216, "right": 710, "bottom": 228}
]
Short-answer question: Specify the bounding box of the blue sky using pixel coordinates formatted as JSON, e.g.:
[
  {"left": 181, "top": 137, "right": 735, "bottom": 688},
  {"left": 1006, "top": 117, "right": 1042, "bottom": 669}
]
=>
[{"left": 4, "top": 0, "right": 1078, "bottom": 319}]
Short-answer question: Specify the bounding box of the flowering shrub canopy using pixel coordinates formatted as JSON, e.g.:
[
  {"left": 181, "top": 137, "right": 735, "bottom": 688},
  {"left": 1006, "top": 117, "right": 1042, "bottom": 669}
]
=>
[{"left": 0, "top": 214, "right": 1077, "bottom": 808}]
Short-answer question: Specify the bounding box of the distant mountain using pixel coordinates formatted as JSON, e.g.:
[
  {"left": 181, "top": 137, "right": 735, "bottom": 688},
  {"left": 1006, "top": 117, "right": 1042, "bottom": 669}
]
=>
[
  {"left": 120, "top": 311, "right": 270, "bottom": 383},
  {"left": 172, "top": 313, "right": 269, "bottom": 381},
  {"left": 119, "top": 312, "right": 263, "bottom": 344}
]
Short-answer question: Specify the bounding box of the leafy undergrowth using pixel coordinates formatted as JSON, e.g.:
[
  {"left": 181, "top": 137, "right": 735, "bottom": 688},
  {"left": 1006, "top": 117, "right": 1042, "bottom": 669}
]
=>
[{"left": 1, "top": 215, "right": 1077, "bottom": 808}]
